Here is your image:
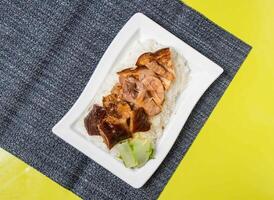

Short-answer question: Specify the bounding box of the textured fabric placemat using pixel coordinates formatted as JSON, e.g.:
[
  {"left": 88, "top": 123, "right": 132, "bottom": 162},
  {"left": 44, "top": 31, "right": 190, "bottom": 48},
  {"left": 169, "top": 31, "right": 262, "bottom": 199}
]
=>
[{"left": 0, "top": 0, "right": 251, "bottom": 199}]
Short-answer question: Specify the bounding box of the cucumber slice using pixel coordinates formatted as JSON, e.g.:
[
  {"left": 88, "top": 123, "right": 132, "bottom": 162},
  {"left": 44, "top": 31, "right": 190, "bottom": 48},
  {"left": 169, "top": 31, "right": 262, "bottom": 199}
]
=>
[
  {"left": 131, "top": 138, "right": 153, "bottom": 167},
  {"left": 117, "top": 137, "right": 154, "bottom": 168},
  {"left": 117, "top": 141, "right": 137, "bottom": 168}
]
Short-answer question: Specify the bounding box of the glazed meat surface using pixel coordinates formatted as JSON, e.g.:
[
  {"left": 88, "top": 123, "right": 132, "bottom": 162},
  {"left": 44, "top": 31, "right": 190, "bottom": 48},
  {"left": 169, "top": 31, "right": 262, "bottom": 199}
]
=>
[
  {"left": 85, "top": 48, "right": 174, "bottom": 149},
  {"left": 84, "top": 104, "right": 106, "bottom": 136}
]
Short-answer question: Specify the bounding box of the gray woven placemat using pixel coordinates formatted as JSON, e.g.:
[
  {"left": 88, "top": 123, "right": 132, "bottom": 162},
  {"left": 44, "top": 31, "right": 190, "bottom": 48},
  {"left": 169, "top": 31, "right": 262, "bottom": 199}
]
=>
[{"left": 0, "top": 0, "right": 251, "bottom": 199}]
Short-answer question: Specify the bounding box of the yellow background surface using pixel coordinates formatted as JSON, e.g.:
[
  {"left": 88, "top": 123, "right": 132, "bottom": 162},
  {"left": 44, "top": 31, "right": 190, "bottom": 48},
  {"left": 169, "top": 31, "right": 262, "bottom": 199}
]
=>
[{"left": 0, "top": 0, "right": 273, "bottom": 199}]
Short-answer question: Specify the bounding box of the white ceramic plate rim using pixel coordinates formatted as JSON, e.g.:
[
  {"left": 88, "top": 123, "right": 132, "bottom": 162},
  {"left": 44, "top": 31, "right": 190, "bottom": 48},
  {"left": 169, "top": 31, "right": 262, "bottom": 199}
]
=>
[{"left": 52, "top": 13, "right": 223, "bottom": 188}]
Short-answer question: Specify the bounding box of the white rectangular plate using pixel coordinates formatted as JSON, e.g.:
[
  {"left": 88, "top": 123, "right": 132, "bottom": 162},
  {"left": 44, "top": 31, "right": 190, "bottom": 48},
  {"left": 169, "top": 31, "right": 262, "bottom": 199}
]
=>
[{"left": 52, "top": 13, "right": 223, "bottom": 188}]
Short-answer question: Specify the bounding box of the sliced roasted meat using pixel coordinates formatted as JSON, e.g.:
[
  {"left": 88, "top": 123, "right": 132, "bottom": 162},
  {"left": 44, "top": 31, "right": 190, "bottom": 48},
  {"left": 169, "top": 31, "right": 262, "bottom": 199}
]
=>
[
  {"left": 136, "top": 48, "right": 173, "bottom": 72},
  {"left": 145, "top": 61, "right": 166, "bottom": 76},
  {"left": 141, "top": 97, "right": 162, "bottom": 116},
  {"left": 84, "top": 104, "right": 106, "bottom": 135},
  {"left": 98, "top": 118, "right": 131, "bottom": 149},
  {"left": 154, "top": 48, "right": 175, "bottom": 90},
  {"left": 154, "top": 48, "right": 173, "bottom": 72},
  {"left": 135, "top": 90, "right": 162, "bottom": 116},
  {"left": 117, "top": 66, "right": 155, "bottom": 82},
  {"left": 136, "top": 48, "right": 175, "bottom": 90},
  {"left": 118, "top": 65, "right": 165, "bottom": 106},
  {"left": 103, "top": 92, "right": 132, "bottom": 133},
  {"left": 154, "top": 48, "right": 170, "bottom": 59},
  {"left": 129, "top": 107, "right": 151, "bottom": 133},
  {"left": 103, "top": 94, "right": 131, "bottom": 119},
  {"left": 103, "top": 93, "right": 117, "bottom": 117},
  {"left": 118, "top": 66, "right": 158, "bottom": 105},
  {"left": 145, "top": 61, "right": 174, "bottom": 84},
  {"left": 116, "top": 101, "right": 131, "bottom": 119},
  {"left": 120, "top": 74, "right": 165, "bottom": 116},
  {"left": 85, "top": 47, "right": 176, "bottom": 148},
  {"left": 136, "top": 53, "right": 154, "bottom": 67},
  {"left": 141, "top": 76, "right": 164, "bottom": 106},
  {"left": 121, "top": 76, "right": 144, "bottom": 103},
  {"left": 111, "top": 83, "right": 123, "bottom": 100},
  {"left": 157, "top": 77, "right": 170, "bottom": 90}
]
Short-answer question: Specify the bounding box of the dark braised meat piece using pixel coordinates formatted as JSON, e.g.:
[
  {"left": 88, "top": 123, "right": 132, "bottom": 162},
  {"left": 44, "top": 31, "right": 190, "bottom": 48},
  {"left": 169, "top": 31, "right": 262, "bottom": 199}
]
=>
[
  {"left": 129, "top": 107, "right": 151, "bottom": 133},
  {"left": 98, "top": 118, "right": 131, "bottom": 149},
  {"left": 84, "top": 104, "right": 106, "bottom": 135}
]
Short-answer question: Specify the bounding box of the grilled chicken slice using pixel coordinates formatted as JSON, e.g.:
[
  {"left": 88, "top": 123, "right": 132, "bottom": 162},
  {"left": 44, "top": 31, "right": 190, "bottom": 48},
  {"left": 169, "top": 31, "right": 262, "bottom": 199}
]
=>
[
  {"left": 136, "top": 48, "right": 173, "bottom": 71},
  {"left": 117, "top": 66, "right": 155, "bottom": 83},
  {"left": 103, "top": 95, "right": 131, "bottom": 119},
  {"left": 120, "top": 76, "right": 144, "bottom": 104},
  {"left": 121, "top": 76, "right": 139, "bottom": 103},
  {"left": 103, "top": 93, "right": 116, "bottom": 108},
  {"left": 98, "top": 118, "right": 131, "bottom": 149},
  {"left": 158, "top": 77, "right": 171, "bottom": 90},
  {"left": 135, "top": 90, "right": 162, "bottom": 116},
  {"left": 111, "top": 83, "right": 123, "bottom": 100},
  {"left": 118, "top": 65, "right": 165, "bottom": 103},
  {"left": 117, "top": 72, "right": 165, "bottom": 116},
  {"left": 141, "top": 76, "right": 164, "bottom": 106},
  {"left": 136, "top": 48, "right": 175, "bottom": 90},
  {"left": 84, "top": 104, "right": 106, "bottom": 135},
  {"left": 145, "top": 61, "right": 166, "bottom": 76},
  {"left": 118, "top": 66, "right": 157, "bottom": 104},
  {"left": 154, "top": 48, "right": 175, "bottom": 90},
  {"left": 154, "top": 48, "right": 173, "bottom": 72},
  {"left": 145, "top": 61, "right": 174, "bottom": 87},
  {"left": 115, "top": 101, "right": 131, "bottom": 119},
  {"left": 129, "top": 107, "right": 151, "bottom": 133},
  {"left": 104, "top": 84, "right": 124, "bottom": 109},
  {"left": 141, "top": 97, "right": 162, "bottom": 116},
  {"left": 119, "top": 76, "right": 164, "bottom": 116},
  {"left": 136, "top": 53, "right": 154, "bottom": 67}
]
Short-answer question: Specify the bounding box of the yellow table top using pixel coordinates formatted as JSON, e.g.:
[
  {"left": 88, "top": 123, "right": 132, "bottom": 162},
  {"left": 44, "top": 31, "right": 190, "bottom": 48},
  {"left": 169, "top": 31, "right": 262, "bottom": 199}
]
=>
[{"left": 1, "top": 0, "right": 273, "bottom": 199}]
